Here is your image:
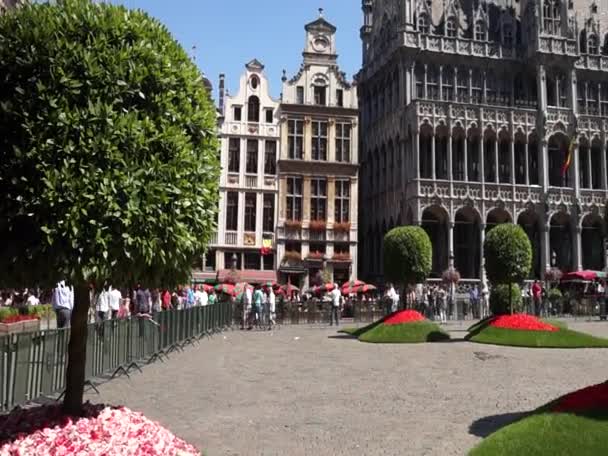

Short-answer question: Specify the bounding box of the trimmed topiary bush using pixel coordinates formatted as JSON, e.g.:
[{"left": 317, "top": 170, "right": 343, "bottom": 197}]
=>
[
  {"left": 490, "top": 284, "right": 522, "bottom": 315},
  {"left": 383, "top": 226, "right": 432, "bottom": 286},
  {"left": 484, "top": 224, "right": 532, "bottom": 285}
]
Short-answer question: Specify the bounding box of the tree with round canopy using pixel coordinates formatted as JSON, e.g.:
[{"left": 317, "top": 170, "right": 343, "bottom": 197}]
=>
[
  {"left": 383, "top": 226, "right": 433, "bottom": 294},
  {"left": 0, "top": 0, "right": 219, "bottom": 415}
]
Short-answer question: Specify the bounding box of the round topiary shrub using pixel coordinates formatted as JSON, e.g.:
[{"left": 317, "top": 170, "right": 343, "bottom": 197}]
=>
[
  {"left": 548, "top": 288, "right": 563, "bottom": 308},
  {"left": 383, "top": 226, "right": 432, "bottom": 286},
  {"left": 484, "top": 224, "right": 532, "bottom": 285},
  {"left": 490, "top": 284, "right": 522, "bottom": 315}
]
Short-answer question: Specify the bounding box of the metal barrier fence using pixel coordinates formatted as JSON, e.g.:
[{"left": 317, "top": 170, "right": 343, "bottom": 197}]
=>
[{"left": 0, "top": 302, "right": 232, "bottom": 413}]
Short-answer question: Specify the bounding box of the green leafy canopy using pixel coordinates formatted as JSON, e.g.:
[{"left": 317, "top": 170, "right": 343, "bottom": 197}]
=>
[
  {"left": 0, "top": 0, "right": 220, "bottom": 288},
  {"left": 383, "top": 226, "right": 432, "bottom": 285},
  {"left": 484, "top": 224, "right": 532, "bottom": 285}
]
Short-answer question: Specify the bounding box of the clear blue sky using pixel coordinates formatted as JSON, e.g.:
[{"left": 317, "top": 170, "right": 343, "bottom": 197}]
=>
[{"left": 110, "top": 1, "right": 362, "bottom": 99}]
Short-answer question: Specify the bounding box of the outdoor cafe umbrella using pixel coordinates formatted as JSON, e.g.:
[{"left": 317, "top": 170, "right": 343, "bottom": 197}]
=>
[
  {"left": 261, "top": 281, "right": 279, "bottom": 290},
  {"left": 342, "top": 283, "right": 377, "bottom": 296},
  {"left": 313, "top": 283, "right": 336, "bottom": 295},
  {"left": 279, "top": 283, "right": 299, "bottom": 297},
  {"left": 214, "top": 283, "right": 235, "bottom": 296},
  {"left": 561, "top": 270, "right": 608, "bottom": 282},
  {"left": 202, "top": 284, "right": 214, "bottom": 293},
  {"left": 233, "top": 282, "right": 253, "bottom": 297},
  {"left": 341, "top": 280, "right": 365, "bottom": 290}
]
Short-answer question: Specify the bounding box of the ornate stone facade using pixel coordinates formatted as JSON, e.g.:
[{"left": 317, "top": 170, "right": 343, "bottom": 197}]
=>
[
  {"left": 277, "top": 11, "right": 360, "bottom": 289},
  {"left": 358, "top": 0, "right": 608, "bottom": 284}
]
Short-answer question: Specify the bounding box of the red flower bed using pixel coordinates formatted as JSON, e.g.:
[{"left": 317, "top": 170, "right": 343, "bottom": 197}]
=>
[
  {"left": 383, "top": 310, "right": 425, "bottom": 325},
  {"left": 0, "top": 402, "right": 200, "bottom": 455},
  {"left": 489, "top": 314, "right": 558, "bottom": 332},
  {"left": 0, "top": 315, "right": 39, "bottom": 324},
  {"left": 552, "top": 382, "right": 608, "bottom": 414}
]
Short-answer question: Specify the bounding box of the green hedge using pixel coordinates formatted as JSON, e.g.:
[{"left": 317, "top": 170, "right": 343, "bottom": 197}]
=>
[
  {"left": 490, "top": 284, "right": 522, "bottom": 315},
  {"left": 484, "top": 224, "right": 532, "bottom": 285},
  {"left": 383, "top": 226, "right": 432, "bottom": 285}
]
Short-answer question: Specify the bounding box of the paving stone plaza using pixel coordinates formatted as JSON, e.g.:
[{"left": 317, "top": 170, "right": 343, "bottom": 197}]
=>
[{"left": 87, "top": 321, "right": 608, "bottom": 455}]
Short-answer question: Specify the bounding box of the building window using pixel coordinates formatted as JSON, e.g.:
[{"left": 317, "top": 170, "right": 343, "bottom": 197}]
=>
[
  {"left": 246, "top": 140, "right": 258, "bottom": 173},
  {"left": 286, "top": 177, "right": 303, "bottom": 221},
  {"left": 336, "top": 89, "right": 344, "bottom": 107},
  {"left": 264, "top": 141, "right": 276, "bottom": 175},
  {"left": 310, "top": 178, "right": 327, "bottom": 220},
  {"left": 244, "top": 253, "right": 260, "bottom": 270},
  {"left": 335, "top": 123, "right": 351, "bottom": 162},
  {"left": 296, "top": 86, "right": 304, "bottom": 104},
  {"left": 503, "top": 24, "right": 513, "bottom": 47},
  {"left": 263, "top": 194, "right": 274, "bottom": 232},
  {"left": 247, "top": 96, "right": 260, "bottom": 123},
  {"left": 263, "top": 254, "right": 274, "bottom": 271},
  {"left": 288, "top": 119, "right": 304, "bottom": 159},
  {"left": 204, "top": 249, "right": 216, "bottom": 272},
  {"left": 427, "top": 65, "right": 439, "bottom": 100},
  {"left": 233, "top": 106, "right": 242, "bottom": 121},
  {"left": 588, "top": 34, "right": 599, "bottom": 54},
  {"left": 558, "top": 74, "right": 568, "bottom": 107},
  {"left": 588, "top": 82, "right": 599, "bottom": 115},
  {"left": 442, "top": 66, "right": 454, "bottom": 101},
  {"left": 226, "top": 192, "right": 238, "bottom": 231},
  {"left": 415, "top": 65, "right": 425, "bottom": 99},
  {"left": 311, "top": 120, "right": 328, "bottom": 161},
  {"left": 244, "top": 193, "right": 256, "bottom": 232},
  {"left": 471, "top": 69, "right": 483, "bottom": 103},
  {"left": 335, "top": 180, "right": 350, "bottom": 223},
  {"left": 250, "top": 76, "right": 259, "bottom": 89},
  {"left": 543, "top": 0, "right": 561, "bottom": 35},
  {"left": 314, "top": 85, "right": 327, "bottom": 106},
  {"left": 228, "top": 138, "right": 240, "bottom": 173},
  {"left": 446, "top": 18, "right": 457, "bottom": 37},
  {"left": 265, "top": 108, "right": 274, "bottom": 123},
  {"left": 418, "top": 14, "right": 430, "bottom": 34},
  {"left": 456, "top": 67, "right": 468, "bottom": 102},
  {"left": 474, "top": 21, "right": 485, "bottom": 41},
  {"left": 224, "top": 252, "right": 241, "bottom": 270},
  {"left": 600, "top": 83, "right": 608, "bottom": 116}
]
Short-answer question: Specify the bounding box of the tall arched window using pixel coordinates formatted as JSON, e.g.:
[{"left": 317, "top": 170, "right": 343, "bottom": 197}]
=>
[
  {"left": 543, "top": 0, "right": 561, "bottom": 35},
  {"left": 503, "top": 24, "right": 513, "bottom": 47},
  {"left": 475, "top": 21, "right": 486, "bottom": 41},
  {"left": 446, "top": 18, "right": 457, "bottom": 38},
  {"left": 247, "top": 96, "right": 260, "bottom": 123},
  {"left": 418, "top": 14, "right": 430, "bottom": 34},
  {"left": 588, "top": 34, "right": 599, "bottom": 54}
]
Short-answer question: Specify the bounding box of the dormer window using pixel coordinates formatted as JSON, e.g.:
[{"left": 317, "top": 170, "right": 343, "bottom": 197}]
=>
[
  {"left": 474, "top": 21, "right": 486, "bottom": 41},
  {"left": 418, "top": 14, "right": 430, "bottom": 34},
  {"left": 503, "top": 24, "right": 513, "bottom": 47},
  {"left": 313, "top": 78, "right": 327, "bottom": 106},
  {"left": 446, "top": 18, "right": 457, "bottom": 38},
  {"left": 587, "top": 34, "right": 599, "bottom": 54},
  {"left": 250, "top": 75, "right": 259, "bottom": 90}
]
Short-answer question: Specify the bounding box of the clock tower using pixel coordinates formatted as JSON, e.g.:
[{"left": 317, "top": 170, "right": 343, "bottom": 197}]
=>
[{"left": 302, "top": 8, "right": 338, "bottom": 65}]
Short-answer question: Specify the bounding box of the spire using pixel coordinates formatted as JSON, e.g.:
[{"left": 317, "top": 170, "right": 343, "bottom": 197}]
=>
[{"left": 319, "top": 7, "right": 324, "bottom": 18}]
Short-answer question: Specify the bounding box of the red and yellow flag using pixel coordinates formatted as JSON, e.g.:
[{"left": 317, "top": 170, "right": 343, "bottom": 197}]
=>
[{"left": 561, "top": 135, "right": 576, "bottom": 177}]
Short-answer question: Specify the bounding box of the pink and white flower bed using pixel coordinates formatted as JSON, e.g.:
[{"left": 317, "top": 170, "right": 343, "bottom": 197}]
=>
[{"left": 0, "top": 402, "right": 200, "bottom": 456}]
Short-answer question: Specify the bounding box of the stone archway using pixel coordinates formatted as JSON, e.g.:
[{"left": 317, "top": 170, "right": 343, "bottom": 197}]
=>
[
  {"left": 550, "top": 212, "right": 573, "bottom": 271},
  {"left": 582, "top": 213, "right": 605, "bottom": 270},
  {"left": 486, "top": 207, "right": 512, "bottom": 234},
  {"left": 454, "top": 207, "right": 481, "bottom": 279},
  {"left": 517, "top": 210, "right": 541, "bottom": 279},
  {"left": 422, "top": 205, "right": 449, "bottom": 278}
]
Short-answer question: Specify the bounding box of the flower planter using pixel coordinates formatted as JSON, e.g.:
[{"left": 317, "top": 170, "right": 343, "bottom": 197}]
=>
[{"left": 0, "top": 319, "right": 40, "bottom": 334}]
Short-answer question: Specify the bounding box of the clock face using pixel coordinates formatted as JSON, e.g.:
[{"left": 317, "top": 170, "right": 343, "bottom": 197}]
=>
[{"left": 312, "top": 36, "right": 329, "bottom": 52}]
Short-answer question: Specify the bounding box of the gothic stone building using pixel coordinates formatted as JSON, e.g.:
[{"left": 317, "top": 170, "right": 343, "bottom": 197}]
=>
[
  {"left": 205, "top": 60, "right": 280, "bottom": 283},
  {"left": 358, "top": 0, "right": 608, "bottom": 285},
  {"left": 277, "top": 12, "right": 360, "bottom": 289}
]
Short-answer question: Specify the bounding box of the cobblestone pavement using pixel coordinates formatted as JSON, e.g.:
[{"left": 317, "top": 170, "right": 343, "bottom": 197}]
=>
[{"left": 87, "top": 320, "right": 608, "bottom": 456}]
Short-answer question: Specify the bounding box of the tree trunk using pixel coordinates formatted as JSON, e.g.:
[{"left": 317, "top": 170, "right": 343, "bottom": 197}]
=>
[
  {"left": 62, "top": 284, "right": 90, "bottom": 416},
  {"left": 509, "top": 282, "right": 513, "bottom": 315}
]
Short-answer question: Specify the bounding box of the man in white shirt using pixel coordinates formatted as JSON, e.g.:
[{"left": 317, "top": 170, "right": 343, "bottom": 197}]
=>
[
  {"left": 330, "top": 284, "right": 341, "bottom": 326},
  {"left": 52, "top": 281, "right": 73, "bottom": 328},
  {"left": 194, "top": 286, "right": 204, "bottom": 307},
  {"left": 26, "top": 293, "right": 40, "bottom": 307},
  {"left": 243, "top": 287, "right": 253, "bottom": 330},
  {"left": 201, "top": 288, "right": 208, "bottom": 307},
  {"left": 109, "top": 286, "right": 122, "bottom": 319},
  {"left": 268, "top": 288, "right": 276, "bottom": 328},
  {"left": 386, "top": 284, "right": 398, "bottom": 314},
  {"left": 96, "top": 284, "right": 110, "bottom": 322}
]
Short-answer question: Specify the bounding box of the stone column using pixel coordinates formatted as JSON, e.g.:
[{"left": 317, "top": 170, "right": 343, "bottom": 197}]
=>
[
  {"left": 464, "top": 134, "right": 469, "bottom": 181},
  {"left": 479, "top": 223, "right": 486, "bottom": 282},
  {"left": 574, "top": 225, "right": 583, "bottom": 271},
  {"left": 432, "top": 129, "right": 436, "bottom": 180},
  {"left": 573, "top": 142, "right": 580, "bottom": 195},
  {"left": 540, "top": 223, "right": 551, "bottom": 276},
  {"left": 448, "top": 221, "right": 455, "bottom": 268},
  {"left": 414, "top": 129, "right": 420, "bottom": 179},
  {"left": 587, "top": 145, "right": 593, "bottom": 190},
  {"left": 494, "top": 137, "right": 499, "bottom": 184},
  {"left": 602, "top": 133, "right": 608, "bottom": 190},
  {"left": 303, "top": 177, "right": 311, "bottom": 223},
  {"left": 540, "top": 139, "right": 549, "bottom": 192},
  {"left": 510, "top": 136, "right": 516, "bottom": 184},
  {"left": 327, "top": 177, "right": 336, "bottom": 224},
  {"left": 525, "top": 140, "right": 530, "bottom": 185},
  {"left": 328, "top": 119, "right": 336, "bottom": 162},
  {"left": 304, "top": 117, "right": 312, "bottom": 161},
  {"left": 447, "top": 132, "right": 453, "bottom": 181}
]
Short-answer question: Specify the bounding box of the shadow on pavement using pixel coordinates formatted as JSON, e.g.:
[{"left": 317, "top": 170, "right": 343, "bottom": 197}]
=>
[
  {"left": 469, "top": 411, "right": 529, "bottom": 438},
  {"left": 327, "top": 334, "right": 357, "bottom": 340}
]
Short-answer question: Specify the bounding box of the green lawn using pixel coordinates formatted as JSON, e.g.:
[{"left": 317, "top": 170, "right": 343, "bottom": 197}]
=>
[
  {"left": 357, "top": 321, "right": 450, "bottom": 343},
  {"left": 466, "top": 326, "right": 608, "bottom": 348},
  {"left": 469, "top": 409, "right": 608, "bottom": 456}
]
